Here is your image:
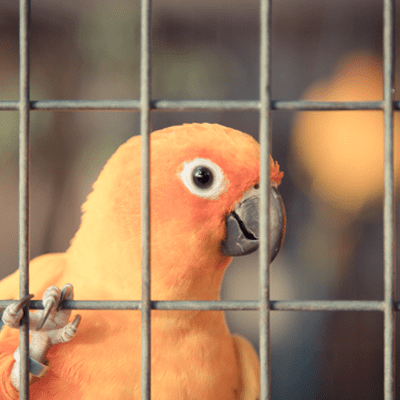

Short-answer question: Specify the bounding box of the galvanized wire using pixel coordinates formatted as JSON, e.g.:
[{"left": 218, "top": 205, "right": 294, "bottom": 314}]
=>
[
  {"left": 259, "top": 0, "right": 272, "bottom": 399},
  {"left": 383, "top": 0, "right": 396, "bottom": 399},
  {"left": 0, "top": 299, "right": 390, "bottom": 312},
  {"left": 2, "top": 99, "right": 400, "bottom": 111},
  {"left": 140, "top": 0, "right": 152, "bottom": 399},
  {"left": 18, "top": 1, "right": 31, "bottom": 399}
]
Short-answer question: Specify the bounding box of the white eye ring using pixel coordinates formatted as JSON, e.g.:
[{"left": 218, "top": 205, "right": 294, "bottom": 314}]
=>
[{"left": 178, "top": 158, "right": 229, "bottom": 200}]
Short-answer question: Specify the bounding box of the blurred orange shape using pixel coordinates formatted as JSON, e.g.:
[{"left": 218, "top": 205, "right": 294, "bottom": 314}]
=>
[{"left": 291, "top": 51, "right": 400, "bottom": 214}]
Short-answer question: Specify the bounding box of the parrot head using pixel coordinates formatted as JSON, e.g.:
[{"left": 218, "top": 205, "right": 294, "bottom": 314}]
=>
[
  {"left": 148, "top": 124, "right": 285, "bottom": 263},
  {"left": 69, "top": 123, "right": 285, "bottom": 299}
]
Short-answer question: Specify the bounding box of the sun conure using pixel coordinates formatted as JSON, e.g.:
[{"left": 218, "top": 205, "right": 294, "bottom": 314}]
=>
[{"left": 0, "top": 123, "right": 285, "bottom": 400}]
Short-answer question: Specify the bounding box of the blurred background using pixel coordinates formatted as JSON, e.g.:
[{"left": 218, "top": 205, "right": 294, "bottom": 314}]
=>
[{"left": 1, "top": 0, "right": 400, "bottom": 398}]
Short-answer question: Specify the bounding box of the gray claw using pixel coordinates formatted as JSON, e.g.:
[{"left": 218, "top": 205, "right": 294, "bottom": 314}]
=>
[
  {"left": 15, "top": 294, "right": 34, "bottom": 311},
  {"left": 36, "top": 301, "right": 53, "bottom": 331},
  {"left": 71, "top": 314, "right": 81, "bottom": 329},
  {"left": 36, "top": 286, "right": 72, "bottom": 331},
  {"left": 57, "top": 286, "right": 71, "bottom": 311}
]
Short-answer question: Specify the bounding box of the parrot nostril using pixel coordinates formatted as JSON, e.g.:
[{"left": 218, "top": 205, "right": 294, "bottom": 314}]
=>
[
  {"left": 254, "top": 183, "right": 259, "bottom": 189},
  {"left": 231, "top": 211, "right": 258, "bottom": 241}
]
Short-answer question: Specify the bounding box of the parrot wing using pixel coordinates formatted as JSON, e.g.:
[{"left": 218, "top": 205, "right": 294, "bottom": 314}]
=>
[
  {"left": 0, "top": 253, "right": 66, "bottom": 301},
  {"left": 232, "top": 334, "right": 260, "bottom": 400}
]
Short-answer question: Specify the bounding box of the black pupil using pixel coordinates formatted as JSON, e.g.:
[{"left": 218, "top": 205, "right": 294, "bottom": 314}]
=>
[{"left": 193, "top": 167, "right": 213, "bottom": 189}]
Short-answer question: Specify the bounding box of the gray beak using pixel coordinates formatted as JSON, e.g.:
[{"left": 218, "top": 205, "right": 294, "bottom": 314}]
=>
[{"left": 221, "top": 185, "right": 286, "bottom": 260}]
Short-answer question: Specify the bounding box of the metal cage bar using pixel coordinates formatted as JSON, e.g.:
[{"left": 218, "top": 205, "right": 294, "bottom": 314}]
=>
[
  {"left": 3, "top": 99, "right": 400, "bottom": 111},
  {"left": 7, "top": 0, "right": 397, "bottom": 399},
  {"left": 259, "top": 0, "right": 272, "bottom": 398},
  {"left": 140, "top": 0, "right": 152, "bottom": 399},
  {"left": 0, "top": 299, "right": 393, "bottom": 311},
  {"left": 18, "top": 1, "right": 31, "bottom": 399},
  {"left": 383, "top": 0, "right": 396, "bottom": 398}
]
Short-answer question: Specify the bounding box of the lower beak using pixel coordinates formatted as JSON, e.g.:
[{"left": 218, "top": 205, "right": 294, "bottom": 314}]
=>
[{"left": 221, "top": 185, "right": 286, "bottom": 260}]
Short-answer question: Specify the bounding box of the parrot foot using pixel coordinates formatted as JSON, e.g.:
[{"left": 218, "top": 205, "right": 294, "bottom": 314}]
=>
[{"left": 2, "top": 284, "right": 81, "bottom": 391}]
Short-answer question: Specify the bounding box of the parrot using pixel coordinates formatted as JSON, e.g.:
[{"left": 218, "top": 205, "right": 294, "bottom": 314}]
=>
[{"left": 0, "top": 123, "right": 286, "bottom": 400}]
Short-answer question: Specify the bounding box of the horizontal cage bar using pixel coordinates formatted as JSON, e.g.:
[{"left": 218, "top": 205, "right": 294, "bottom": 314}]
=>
[
  {"left": 0, "top": 299, "right": 391, "bottom": 311},
  {"left": 2, "top": 100, "right": 400, "bottom": 111}
]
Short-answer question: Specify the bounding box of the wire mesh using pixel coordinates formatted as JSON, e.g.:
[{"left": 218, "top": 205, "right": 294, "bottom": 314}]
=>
[{"left": 0, "top": 0, "right": 396, "bottom": 399}]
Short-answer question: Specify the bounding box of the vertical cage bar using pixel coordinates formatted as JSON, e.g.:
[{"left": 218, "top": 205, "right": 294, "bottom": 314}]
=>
[
  {"left": 18, "top": 1, "right": 31, "bottom": 399},
  {"left": 383, "top": 0, "right": 396, "bottom": 399},
  {"left": 140, "top": 0, "right": 152, "bottom": 399},
  {"left": 259, "top": 0, "right": 272, "bottom": 399}
]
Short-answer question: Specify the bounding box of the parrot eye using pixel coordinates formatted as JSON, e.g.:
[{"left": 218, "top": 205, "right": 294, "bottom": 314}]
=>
[
  {"left": 178, "top": 158, "right": 229, "bottom": 200},
  {"left": 192, "top": 166, "right": 213, "bottom": 189}
]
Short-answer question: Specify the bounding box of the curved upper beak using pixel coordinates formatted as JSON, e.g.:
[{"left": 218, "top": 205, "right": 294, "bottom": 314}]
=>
[{"left": 221, "top": 185, "right": 286, "bottom": 261}]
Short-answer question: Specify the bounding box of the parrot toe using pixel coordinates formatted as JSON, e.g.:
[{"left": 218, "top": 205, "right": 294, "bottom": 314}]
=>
[
  {"left": 57, "top": 284, "right": 73, "bottom": 310},
  {"left": 56, "top": 314, "right": 81, "bottom": 343},
  {"left": 2, "top": 294, "right": 34, "bottom": 329},
  {"left": 36, "top": 285, "right": 73, "bottom": 331}
]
